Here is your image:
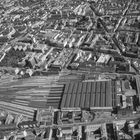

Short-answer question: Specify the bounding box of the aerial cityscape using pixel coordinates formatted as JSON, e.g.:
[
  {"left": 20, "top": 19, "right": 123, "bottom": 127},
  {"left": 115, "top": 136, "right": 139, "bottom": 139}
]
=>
[{"left": 0, "top": 0, "right": 140, "bottom": 139}]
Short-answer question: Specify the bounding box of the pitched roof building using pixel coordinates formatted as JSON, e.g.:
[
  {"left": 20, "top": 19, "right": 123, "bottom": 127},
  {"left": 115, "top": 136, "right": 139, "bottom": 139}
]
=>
[{"left": 60, "top": 80, "right": 116, "bottom": 111}]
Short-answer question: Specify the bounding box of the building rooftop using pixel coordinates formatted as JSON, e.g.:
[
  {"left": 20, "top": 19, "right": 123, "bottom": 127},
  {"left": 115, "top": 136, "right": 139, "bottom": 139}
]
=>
[{"left": 60, "top": 80, "right": 115, "bottom": 109}]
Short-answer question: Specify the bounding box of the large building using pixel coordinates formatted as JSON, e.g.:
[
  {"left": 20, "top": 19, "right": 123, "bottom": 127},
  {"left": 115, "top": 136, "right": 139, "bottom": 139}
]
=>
[{"left": 60, "top": 80, "right": 116, "bottom": 111}]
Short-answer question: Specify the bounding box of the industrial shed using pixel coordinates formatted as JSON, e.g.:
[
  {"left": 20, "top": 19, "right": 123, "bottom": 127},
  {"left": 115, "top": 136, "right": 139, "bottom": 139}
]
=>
[{"left": 60, "top": 80, "right": 116, "bottom": 111}]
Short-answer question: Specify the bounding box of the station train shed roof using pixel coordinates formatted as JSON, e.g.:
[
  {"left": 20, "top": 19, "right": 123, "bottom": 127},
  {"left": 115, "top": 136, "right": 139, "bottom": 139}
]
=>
[{"left": 60, "top": 80, "right": 116, "bottom": 110}]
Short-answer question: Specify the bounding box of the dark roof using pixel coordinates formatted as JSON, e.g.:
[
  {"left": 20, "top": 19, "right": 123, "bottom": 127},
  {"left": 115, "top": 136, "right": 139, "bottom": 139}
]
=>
[
  {"left": 60, "top": 81, "right": 115, "bottom": 109},
  {"left": 135, "top": 75, "right": 140, "bottom": 103}
]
